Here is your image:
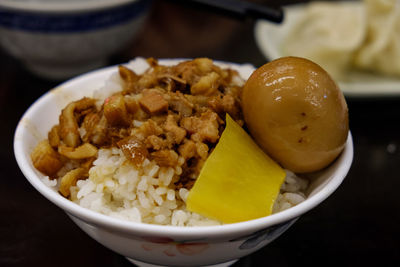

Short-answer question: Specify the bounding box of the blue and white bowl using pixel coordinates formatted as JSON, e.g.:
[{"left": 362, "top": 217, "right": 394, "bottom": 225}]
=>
[{"left": 0, "top": 0, "right": 151, "bottom": 79}]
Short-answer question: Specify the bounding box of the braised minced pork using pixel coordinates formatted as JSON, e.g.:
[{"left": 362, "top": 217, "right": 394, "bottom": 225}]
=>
[{"left": 31, "top": 58, "right": 244, "bottom": 197}]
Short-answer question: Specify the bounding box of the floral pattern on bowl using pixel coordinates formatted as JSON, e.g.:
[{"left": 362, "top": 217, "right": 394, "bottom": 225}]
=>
[
  {"left": 230, "top": 218, "right": 297, "bottom": 250},
  {"left": 140, "top": 236, "right": 209, "bottom": 257}
]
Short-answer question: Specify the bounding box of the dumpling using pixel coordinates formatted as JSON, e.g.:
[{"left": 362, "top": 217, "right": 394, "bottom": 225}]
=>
[
  {"left": 353, "top": 0, "right": 400, "bottom": 76},
  {"left": 282, "top": 1, "right": 366, "bottom": 80}
]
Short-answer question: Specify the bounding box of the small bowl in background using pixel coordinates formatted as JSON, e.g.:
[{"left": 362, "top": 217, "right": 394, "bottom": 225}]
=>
[
  {"left": 14, "top": 59, "right": 353, "bottom": 267},
  {"left": 0, "top": 0, "right": 151, "bottom": 80}
]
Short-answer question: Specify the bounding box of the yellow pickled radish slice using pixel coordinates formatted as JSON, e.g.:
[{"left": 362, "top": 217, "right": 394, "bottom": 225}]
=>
[{"left": 186, "top": 114, "right": 286, "bottom": 223}]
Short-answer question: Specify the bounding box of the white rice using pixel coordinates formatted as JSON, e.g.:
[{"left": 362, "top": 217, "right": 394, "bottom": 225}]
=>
[
  {"left": 69, "top": 147, "right": 308, "bottom": 226},
  {"left": 273, "top": 170, "right": 308, "bottom": 213}
]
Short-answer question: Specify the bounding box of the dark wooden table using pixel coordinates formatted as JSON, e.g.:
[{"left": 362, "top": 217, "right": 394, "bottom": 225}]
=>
[{"left": 1, "top": 0, "right": 400, "bottom": 266}]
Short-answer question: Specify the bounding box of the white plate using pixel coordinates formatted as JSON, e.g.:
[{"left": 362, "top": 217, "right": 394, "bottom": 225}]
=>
[{"left": 254, "top": 4, "right": 400, "bottom": 98}]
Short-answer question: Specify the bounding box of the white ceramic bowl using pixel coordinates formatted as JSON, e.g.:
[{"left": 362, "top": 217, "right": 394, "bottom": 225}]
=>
[
  {"left": 14, "top": 59, "right": 353, "bottom": 267},
  {"left": 0, "top": 0, "right": 151, "bottom": 79}
]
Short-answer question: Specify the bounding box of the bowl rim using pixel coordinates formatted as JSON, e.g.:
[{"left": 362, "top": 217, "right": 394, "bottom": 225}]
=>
[
  {"left": 0, "top": 0, "right": 141, "bottom": 13},
  {"left": 13, "top": 60, "right": 354, "bottom": 239}
]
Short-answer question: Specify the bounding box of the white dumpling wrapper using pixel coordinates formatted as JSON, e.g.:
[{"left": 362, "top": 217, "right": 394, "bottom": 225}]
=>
[
  {"left": 282, "top": 1, "right": 366, "bottom": 80},
  {"left": 354, "top": 0, "right": 400, "bottom": 76}
]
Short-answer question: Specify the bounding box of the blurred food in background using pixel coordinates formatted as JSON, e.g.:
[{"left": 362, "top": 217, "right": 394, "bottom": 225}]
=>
[
  {"left": 282, "top": 0, "right": 400, "bottom": 81},
  {"left": 282, "top": 1, "right": 366, "bottom": 80},
  {"left": 353, "top": 0, "right": 400, "bottom": 77}
]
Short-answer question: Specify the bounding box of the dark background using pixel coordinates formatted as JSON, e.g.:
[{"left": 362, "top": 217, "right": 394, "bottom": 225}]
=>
[{"left": 1, "top": 0, "right": 399, "bottom": 266}]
